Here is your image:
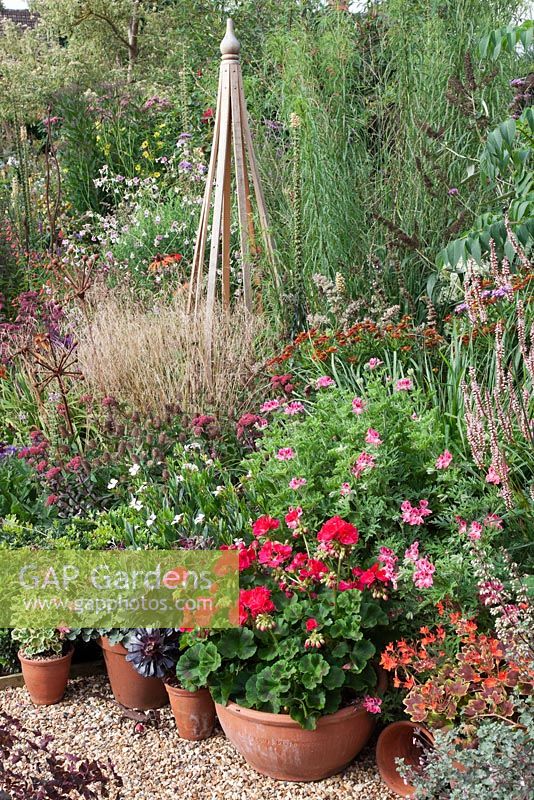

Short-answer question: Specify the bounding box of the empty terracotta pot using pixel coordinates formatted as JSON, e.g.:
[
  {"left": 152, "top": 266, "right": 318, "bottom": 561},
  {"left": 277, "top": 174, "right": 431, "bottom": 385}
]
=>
[
  {"left": 99, "top": 637, "right": 168, "bottom": 710},
  {"left": 18, "top": 646, "right": 74, "bottom": 706},
  {"left": 165, "top": 684, "right": 216, "bottom": 740},
  {"left": 376, "top": 721, "right": 434, "bottom": 797}
]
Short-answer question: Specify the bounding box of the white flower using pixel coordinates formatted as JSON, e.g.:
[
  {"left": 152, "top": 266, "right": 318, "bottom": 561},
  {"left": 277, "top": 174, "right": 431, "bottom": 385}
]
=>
[
  {"left": 194, "top": 513, "right": 205, "bottom": 525},
  {"left": 129, "top": 463, "right": 141, "bottom": 476},
  {"left": 183, "top": 463, "right": 199, "bottom": 472},
  {"left": 130, "top": 498, "right": 143, "bottom": 511},
  {"left": 146, "top": 513, "right": 157, "bottom": 527},
  {"left": 171, "top": 514, "right": 184, "bottom": 525},
  {"left": 107, "top": 479, "right": 118, "bottom": 489},
  {"left": 213, "top": 485, "right": 224, "bottom": 496},
  {"left": 176, "top": 475, "right": 185, "bottom": 483},
  {"left": 184, "top": 442, "right": 201, "bottom": 452}
]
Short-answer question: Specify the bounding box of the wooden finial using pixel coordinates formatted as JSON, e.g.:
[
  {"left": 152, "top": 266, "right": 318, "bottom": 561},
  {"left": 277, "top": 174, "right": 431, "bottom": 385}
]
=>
[{"left": 220, "top": 18, "right": 240, "bottom": 59}]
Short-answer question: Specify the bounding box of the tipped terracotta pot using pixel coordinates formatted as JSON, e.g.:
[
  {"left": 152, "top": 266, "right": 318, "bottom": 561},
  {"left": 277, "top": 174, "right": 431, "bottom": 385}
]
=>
[
  {"left": 216, "top": 667, "right": 388, "bottom": 782},
  {"left": 376, "top": 721, "right": 434, "bottom": 797},
  {"left": 18, "top": 646, "right": 73, "bottom": 706},
  {"left": 99, "top": 637, "right": 168, "bottom": 710},
  {"left": 165, "top": 684, "right": 216, "bottom": 740}
]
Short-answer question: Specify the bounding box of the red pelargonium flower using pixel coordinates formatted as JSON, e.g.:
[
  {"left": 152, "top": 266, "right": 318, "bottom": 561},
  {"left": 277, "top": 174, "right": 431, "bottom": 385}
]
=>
[
  {"left": 239, "top": 586, "right": 275, "bottom": 624},
  {"left": 252, "top": 515, "right": 280, "bottom": 538},
  {"left": 352, "top": 562, "right": 389, "bottom": 590},
  {"left": 300, "top": 558, "right": 329, "bottom": 581},
  {"left": 305, "top": 618, "right": 318, "bottom": 632},
  {"left": 258, "top": 540, "right": 293, "bottom": 568},
  {"left": 317, "top": 516, "right": 359, "bottom": 546},
  {"left": 285, "top": 506, "right": 302, "bottom": 530},
  {"left": 221, "top": 542, "right": 257, "bottom": 572}
]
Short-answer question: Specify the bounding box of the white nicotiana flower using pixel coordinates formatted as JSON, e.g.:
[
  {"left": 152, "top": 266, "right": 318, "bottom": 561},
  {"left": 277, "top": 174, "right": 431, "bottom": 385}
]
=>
[
  {"left": 146, "top": 513, "right": 157, "bottom": 527},
  {"left": 171, "top": 514, "right": 184, "bottom": 525},
  {"left": 129, "top": 463, "right": 141, "bottom": 476},
  {"left": 194, "top": 513, "right": 205, "bottom": 525},
  {"left": 107, "top": 479, "right": 118, "bottom": 489},
  {"left": 130, "top": 498, "right": 143, "bottom": 511}
]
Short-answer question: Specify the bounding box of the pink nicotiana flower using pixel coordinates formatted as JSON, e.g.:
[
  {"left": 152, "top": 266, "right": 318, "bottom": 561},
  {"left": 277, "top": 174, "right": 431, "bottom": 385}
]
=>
[
  {"left": 276, "top": 447, "right": 295, "bottom": 461},
  {"left": 435, "top": 450, "right": 453, "bottom": 469},
  {"left": 352, "top": 397, "right": 366, "bottom": 415},
  {"left": 284, "top": 401, "right": 305, "bottom": 415},
  {"left": 413, "top": 557, "right": 435, "bottom": 589},
  {"left": 351, "top": 451, "right": 376, "bottom": 478},
  {"left": 315, "top": 375, "right": 335, "bottom": 389},
  {"left": 395, "top": 378, "right": 413, "bottom": 392},
  {"left": 366, "top": 358, "right": 383, "bottom": 370},
  {"left": 289, "top": 477, "right": 307, "bottom": 490},
  {"left": 260, "top": 398, "right": 281, "bottom": 413},
  {"left": 365, "top": 428, "right": 382, "bottom": 446}
]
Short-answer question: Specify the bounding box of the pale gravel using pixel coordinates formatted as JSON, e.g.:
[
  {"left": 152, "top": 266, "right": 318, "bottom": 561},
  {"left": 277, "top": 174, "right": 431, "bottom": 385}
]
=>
[{"left": 0, "top": 675, "right": 396, "bottom": 800}]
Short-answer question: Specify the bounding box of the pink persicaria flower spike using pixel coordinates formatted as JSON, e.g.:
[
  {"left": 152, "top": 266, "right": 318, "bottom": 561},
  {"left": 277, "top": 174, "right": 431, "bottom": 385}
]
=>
[
  {"left": 284, "top": 401, "right": 305, "bottom": 415},
  {"left": 363, "top": 696, "right": 382, "bottom": 714},
  {"left": 340, "top": 482, "right": 352, "bottom": 497},
  {"left": 289, "top": 476, "right": 307, "bottom": 490},
  {"left": 366, "top": 358, "right": 383, "bottom": 370},
  {"left": 365, "top": 428, "right": 382, "bottom": 446},
  {"left": 435, "top": 450, "right": 453, "bottom": 469},
  {"left": 352, "top": 397, "right": 366, "bottom": 414},
  {"left": 395, "top": 377, "right": 413, "bottom": 391},
  {"left": 276, "top": 447, "right": 295, "bottom": 461},
  {"left": 285, "top": 506, "right": 303, "bottom": 530},
  {"left": 260, "top": 398, "right": 281, "bottom": 413},
  {"left": 315, "top": 375, "right": 335, "bottom": 389}
]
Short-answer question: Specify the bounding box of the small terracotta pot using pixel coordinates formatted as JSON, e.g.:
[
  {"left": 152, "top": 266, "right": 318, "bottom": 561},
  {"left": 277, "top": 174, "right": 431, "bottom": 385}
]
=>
[
  {"left": 165, "top": 684, "right": 216, "bottom": 740},
  {"left": 99, "top": 637, "right": 168, "bottom": 710},
  {"left": 376, "top": 721, "right": 434, "bottom": 797},
  {"left": 18, "top": 646, "right": 74, "bottom": 706},
  {"left": 216, "top": 668, "right": 388, "bottom": 782}
]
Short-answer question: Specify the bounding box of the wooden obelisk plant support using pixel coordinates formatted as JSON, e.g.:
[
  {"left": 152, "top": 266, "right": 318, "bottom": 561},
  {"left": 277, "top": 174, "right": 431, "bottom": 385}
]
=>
[{"left": 187, "top": 19, "right": 276, "bottom": 329}]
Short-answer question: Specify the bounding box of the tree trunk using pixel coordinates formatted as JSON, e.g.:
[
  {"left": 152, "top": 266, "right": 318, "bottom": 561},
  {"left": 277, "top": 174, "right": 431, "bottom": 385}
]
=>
[{"left": 127, "top": 1, "right": 141, "bottom": 82}]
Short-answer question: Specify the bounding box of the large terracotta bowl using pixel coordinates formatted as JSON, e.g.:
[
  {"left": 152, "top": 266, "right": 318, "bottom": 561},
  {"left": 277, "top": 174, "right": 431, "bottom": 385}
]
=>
[{"left": 216, "top": 668, "right": 388, "bottom": 781}]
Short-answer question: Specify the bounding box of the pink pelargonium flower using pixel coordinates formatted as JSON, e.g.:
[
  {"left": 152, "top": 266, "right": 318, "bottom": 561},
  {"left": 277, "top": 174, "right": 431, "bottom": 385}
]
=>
[
  {"left": 352, "top": 397, "right": 366, "bottom": 415},
  {"left": 260, "top": 398, "right": 281, "bottom": 413},
  {"left": 284, "top": 401, "right": 305, "bottom": 415},
  {"left": 435, "top": 450, "right": 453, "bottom": 469},
  {"left": 404, "top": 541, "right": 420, "bottom": 562},
  {"left": 395, "top": 378, "right": 413, "bottom": 392},
  {"left": 468, "top": 521, "right": 483, "bottom": 541},
  {"left": 365, "top": 428, "right": 382, "bottom": 446},
  {"left": 289, "top": 476, "right": 307, "bottom": 490},
  {"left": 363, "top": 696, "right": 382, "bottom": 714},
  {"left": 340, "top": 482, "right": 352, "bottom": 497},
  {"left": 351, "top": 451, "right": 376, "bottom": 478},
  {"left": 486, "top": 465, "right": 501, "bottom": 485},
  {"left": 483, "top": 513, "right": 503, "bottom": 530},
  {"left": 258, "top": 540, "right": 293, "bottom": 568},
  {"left": 366, "top": 358, "right": 383, "bottom": 370},
  {"left": 315, "top": 375, "right": 336, "bottom": 389},
  {"left": 401, "top": 499, "right": 432, "bottom": 526},
  {"left": 276, "top": 447, "right": 295, "bottom": 461},
  {"left": 413, "top": 557, "right": 435, "bottom": 589},
  {"left": 285, "top": 506, "right": 303, "bottom": 530}
]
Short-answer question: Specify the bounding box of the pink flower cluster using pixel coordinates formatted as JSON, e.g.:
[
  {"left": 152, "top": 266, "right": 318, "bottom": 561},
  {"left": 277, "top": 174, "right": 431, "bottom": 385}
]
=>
[
  {"left": 412, "top": 556, "right": 435, "bottom": 589},
  {"left": 363, "top": 696, "right": 382, "bottom": 714},
  {"left": 352, "top": 397, "right": 366, "bottom": 414},
  {"left": 435, "top": 450, "right": 452, "bottom": 469},
  {"left": 366, "top": 358, "right": 383, "bottom": 370},
  {"left": 276, "top": 447, "right": 295, "bottom": 461},
  {"left": 379, "top": 547, "right": 399, "bottom": 588},
  {"left": 289, "top": 476, "right": 307, "bottom": 490},
  {"left": 401, "top": 499, "right": 432, "bottom": 526},
  {"left": 315, "top": 375, "right": 336, "bottom": 389},
  {"left": 395, "top": 378, "right": 413, "bottom": 391},
  {"left": 365, "top": 428, "right": 382, "bottom": 446},
  {"left": 284, "top": 401, "right": 305, "bottom": 415},
  {"left": 352, "top": 452, "right": 376, "bottom": 478}
]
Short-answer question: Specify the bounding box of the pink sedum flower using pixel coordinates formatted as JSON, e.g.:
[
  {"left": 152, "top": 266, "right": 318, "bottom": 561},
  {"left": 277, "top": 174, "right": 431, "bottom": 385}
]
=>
[
  {"left": 284, "top": 401, "right": 305, "bottom": 415},
  {"left": 435, "top": 450, "right": 453, "bottom": 469},
  {"left": 289, "top": 476, "right": 307, "bottom": 490},
  {"left": 395, "top": 378, "right": 413, "bottom": 391},
  {"left": 276, "top": 447, "right": 295, "bottom": 461},
  {"left": 363, "top": 696, "right": 382, "bottom": 714},
  {"left": 365, "top": 428, "right": 382, "bottom": 446},
  {"left": 315, "top": 375, "right": 336, "bottom": 389},
  {"left": 352, "top": 397, "right": 366, "bottom": 415}
]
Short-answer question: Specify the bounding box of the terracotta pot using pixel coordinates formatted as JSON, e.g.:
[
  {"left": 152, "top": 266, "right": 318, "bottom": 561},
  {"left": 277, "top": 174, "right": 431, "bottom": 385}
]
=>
[
  {"left": 165, "top": 684, "right": 216, "bottom": 740},
  {"left": 99, "top": 637, "right": 168, "bottom": 710},
  {"left": 18, "top": 646, "right": 73, "bottom": 706},
  {"left": 216, "top": 668, "right": 388, "bottom": 782},
  {"left": 376, "top": 721, "right": 434, "bottom": 797}
]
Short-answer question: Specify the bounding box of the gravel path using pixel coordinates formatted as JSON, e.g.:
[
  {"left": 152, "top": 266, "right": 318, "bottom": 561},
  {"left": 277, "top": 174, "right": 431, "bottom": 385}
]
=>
[{"left": 0, "top": 675, "right": 396, "bottom": 800}]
